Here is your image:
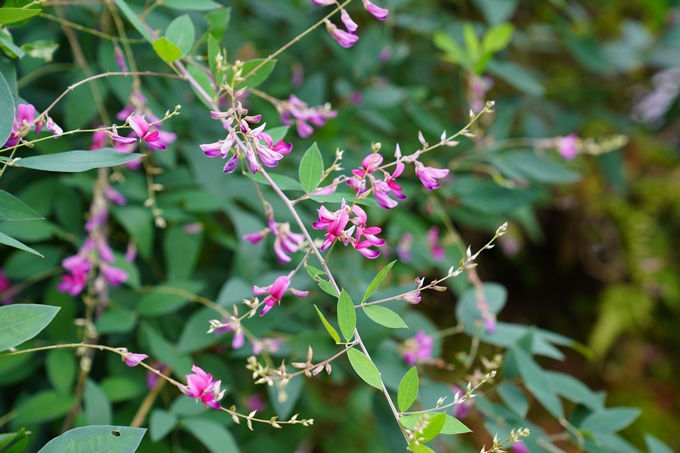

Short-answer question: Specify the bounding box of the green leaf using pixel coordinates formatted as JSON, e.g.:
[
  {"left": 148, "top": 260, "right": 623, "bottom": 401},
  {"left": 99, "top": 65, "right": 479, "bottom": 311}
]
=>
[
  {"left": 497, "top": 382, "right": 528, "bottom": 418},
  {"left": 317, "top": 279, "right": 336, "bottom": 296},
  {"left": 0, "top": 70, "right": 15, "bottom": 145},
  {"left": 13, "top": 390, "right": 73, "bottom": 426},
  {"left": 362, "top": 260, "right": 396, "bottom": 302},
  {"left": 0, "top": 429, "right": 28, "bottom": 453},
  {"left": 187, "top": 64, "right": 215, "bottom": 102},
  {"left": 505, "top": 150, "right": 581, "bottom": 184},
  {"left": 397, "top": 367, "right": 419, "bottom": 412},
  {"left": 112, "top": 206, "right": 154, "bottom": 259},
  {"left": 100, "top": 376, "right": 145, "bottom": 403},
  {"left": 482, "top": 23, "right": 514, "bottom": 54},
  {"left": 0, "top": 190, "right": 42, "bottom": 221},
  {"left": 162, "top": 0, "right": 219, "bottom": 10},
  {"left": 113, "top": 0, "right": 154, "bottom": 42},
  {"left": 409, "top": 445, "right": 436, "bottom": 453},
  {"left": 463, "top": 24, "right": 480, "bottom": 55},
  {"left": 137, "top": 280, "right": 204, "bottom": 317},
  {"left": 205, "top": 8, "right": 231, "bottom": 41},
  {"left": 36, "top": 425, "right": 146, "bottom": 453},
  {"left": 153, "top": 37, "right": 182, "bottom": 62},
  {"left": 84, "top": 379, "right": 112, "bottom": 425},
  {"left": 337, "top": 289, "right": 356, "bottom": 341},
  {"left": 0, "top": 8, "right": 39, "bottom": 26},
  {"left": 150, "top": 409, "right": 177, "bottom": 442},
  {"left": 363, "top": 305, "right": 408, "bottom": 329},
  {"left": 314, "top": 305, "right": 341, "bottom": 344},
  {"left": 305, "top": 265, "right": 325, "bottom": 279},
  {"left": 182, "top": 418, "right": 240, "bottom": 453},
  {"left": 486, "top": 60, "right": 544, "bottom": 96},
  {"left": 440, "top": 414, "right": 471, "bottom": 434},
  {"left": 46, "top": 349, "right": 76, "bottom": 396},
  {"left": 513, "top": 347, "right": 564, "bottom": 419},
  {"left": 346, "top": 348, "right": 382, "bottom": 390},
  {"left": 433, "top": 31, "right": 471, "bottom": 69},
  {"left": 580, "top": 408, "right": 641, "bottom": 433},
  {"left": 645, "top": 435, "right": 674, "bottom": 453},
  {"left": 298, "top": 142, "right": 324, "bottom": 194},
  {"left": 164, "top": 224, "right": 203, "bottom": 281},
  {"left": 15, "top": 149, "right": 144, "bottom": 172},
  {"left": 165, "top": 14, "right": 195, "bottom": 57},
  {"left": 0, "top": 35, "right": 25, "bottom": 59},
  {"left": 421, "top": 412, "right": 447, "bottom": 443},
  {"left": 0, "top": 304, "right": 59, "bottom": 352},
  {"left": 235, "top": 58, "right": 276, "bottom": 90}
]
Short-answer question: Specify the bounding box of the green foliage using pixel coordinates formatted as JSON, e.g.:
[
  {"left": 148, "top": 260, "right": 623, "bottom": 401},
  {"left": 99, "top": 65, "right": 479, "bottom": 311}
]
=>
[
  {"left": 15, "top": 149, "right": 144, "bottom": 172},
  {"left": 36, "top": 426, "right": 146, "bottom": 453},
  {"left": 337, "top": 289, "right": 356, "bottom": 341},
  {"left": 0, "top": 304, "right": 59, "bottom": 351},
  {"left": 397, "top": 367, "right": 419, "bottom": 412},
  {"left": 346, "top": 348, "right": 382, "bottom": 389},
  {"left": 298, "top": 142, "right": 324, "bottom": 194}
]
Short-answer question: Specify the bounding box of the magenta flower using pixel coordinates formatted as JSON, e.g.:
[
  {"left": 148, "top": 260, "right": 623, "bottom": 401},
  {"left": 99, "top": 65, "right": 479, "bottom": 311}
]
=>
[
  {"left": 348, "top": 153, "right": 406, "bottom": 209},
  {"left": 512, "top": 442, "right": 530, "bottom": 453},
  {"left": 278, "top": 95, "right": 337, "bottom": 138},
  {"left": 90, "top": 128, "right": 107, "bottom": 150},
  {"left": 427, "top": 226, "right": 445, "bottom": 260},
  {"left": 324, "top": 19, "right": 359, "bottom": 48},
  {"left": 402, "top": 330, "right": 434, "bottom": 365},
  {"left": 179, "top": 365, "right": 226, "bottom": 410},
  {"left": 451, "top": 386, "right": 474, "bottom": 419},
  {"left": 0, "top": 270, "right": 13, "bottom": 305},
  {"left": 119, "top": 349, "right": 148, "bottom": 367},
  {"left": 362, "top": 0, "right": 389, "bottom": 20},
  {"left": 129, "top": 115, "right": 168, "bottom": 150},
  {"left": 558, "top": 134, "right": 579, "bottom": 160},
  {"left": 246, "top": 394, "right": 267, "bottom": 412},
  {"left": 56, "top": 255, "right": 92, "bottom": 296},
  {"left": 104, "top": 187, "right": 127, "bottom": 206},
  {"left": 312, "top": 202, "right": 385, "bottom": 258},
  {"left": 243, "top": 219, "right": 305, "bottom": 263},
  {"left": 414, "top": 161, "right": 449, "bottom": 190},
  {"left": 253, "top": 275, "right": 308, "bottom": 316},
  {"left": 3, "top": 104, "right": 36, "bottom": 148},
  {"left": 311, "top": 0, "right": 335, "bottom": 4}
]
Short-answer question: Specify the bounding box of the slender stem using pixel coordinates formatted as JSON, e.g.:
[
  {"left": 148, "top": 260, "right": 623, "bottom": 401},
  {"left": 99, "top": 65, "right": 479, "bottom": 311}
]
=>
[
  {"left": 131, "top": 370, "right": 168, "bottom": 427},
  {"left": 240, "top": 0, "right": 352, "bottom": 83},
  {"left": 39, "top": 12, "right": 146, "bottom": 43},
  {"left": 0, "top": 267, "right": 61, "bottom": 302},
  {"left": 17, "top": 63, "right": 74, "bottom": 89}
]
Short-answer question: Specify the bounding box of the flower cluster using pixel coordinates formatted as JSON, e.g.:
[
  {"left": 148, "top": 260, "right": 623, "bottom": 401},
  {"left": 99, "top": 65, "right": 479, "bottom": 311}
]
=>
[
  {"left": 243, "top": 218, "right": 306, "bottom": 263},
  {"left": 179, "top": 365, "right": 226, "bottom": 409},
  {"left": 253, "top": 274, "right": 309, "bottom": 316},
  {"left": 202, "top": 103, "right": 293, "bottom": 174},
  {"left": 56, "top": 188, "right": 129, "bottom": 296},
  {"left": 278, "top": 94, "right": 337, "bottom": 138},
  {"left": 313, "top": 0, "right": 388, "bottom": 48},
  {"left": 3, "top": 103, "right": 62, "bottom": 148},
  {"left": 312, "top": 201, "right": 385, "bottom": 258}
]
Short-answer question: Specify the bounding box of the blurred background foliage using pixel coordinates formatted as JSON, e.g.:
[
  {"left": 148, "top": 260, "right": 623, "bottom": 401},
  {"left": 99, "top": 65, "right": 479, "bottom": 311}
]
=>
[{"left": 0, "top": 0, "right": 679, "bottom": 451}]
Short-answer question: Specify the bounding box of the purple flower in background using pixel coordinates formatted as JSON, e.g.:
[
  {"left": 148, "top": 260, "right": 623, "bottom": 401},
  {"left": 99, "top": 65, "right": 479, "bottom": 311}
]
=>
[
  {"left": 311, "top": 0, "right": 334, "bottom": 5},
  {"left": 558, "top": 134, "right": 579, "bottom": 160},
  {"left": 214, "top": 318, "right": 245, "bottom": 349},
  {"left": 362, "top": 0, "right": 389, "bottom": 20},
  {"left": 246, "top": 393, "right": 267, "bottom": 412},
  {"left": 397, "top": 232, "right": 413, "bottom": 262},
  {"left": 427, "top": 226, "right": 445, "bottom": 261},
  {"left": 451, "top": 386, "right": 474, "bottom": 419},
  {"left": 512, "top": 442, "right": 530, "bottom": 453},
  {"left": 278, "top": 94, "right": 337, "bottom": 138},
  {"left": 101, "top": 265, "right": 128, "bottom": 286},
  {"left": 184, "top": 223, "right": 204, "bottom": 234},
  {"left": 324, "top": 19, "right": 359, "bottom": 48},
  {"left": 402, "top": 330, "right": 434, "bottom": 365},
  {"left": 414, "top": 161, "right": 449, "bottom": 190},
  {"left": 251, "top": 337, "right": 283, "bottom": 355},
  {"left": 125, "top": 242, "right": 137, "bottom": 262},
  {"left": 0, "top": 270, "right": 13, "bottom": 305},
  {"left": 104, "top": 187, "right": 127, "bottom": 206},
  {"left": 114, "top": 45, "right": 128, "bottom": 72}
]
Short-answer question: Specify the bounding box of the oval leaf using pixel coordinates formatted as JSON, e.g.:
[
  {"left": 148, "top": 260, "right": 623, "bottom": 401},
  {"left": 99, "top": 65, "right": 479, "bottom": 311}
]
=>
[
  {"left": 153, "top": 37, "right": 183, "bottom": 62},
  {"left": 363, "top": 305, "right": 408, "bottom": 329},
  {"left": 150, "top": 409, "right": 177, "bottom": 442},
  {"left": 37, "top": 425, "right": 146, "bottom": 453},
  {"left": 235, "top": 58, "right": 276, "bottom": 90},
  {"left": 165, "top": 14, "right": 195, "bottom": 57},
  {"left": 346, "top": 348, "right": 382, "bottom": 389},
  {"left": 0, "top": 8, "right": 40, "bottom": 26},
  {"left": 0, "top": 304, "right": 60, "bottom": 352},
  {"left": 0, "top": 71, "right": 14, "bottom": 145},
  {"left": 299, "top": 142, "right": 324, "bottom": 194},
  {"left": 337, "top": 289, "right": 356, "bottom": 341},
  {"left": 182, "top": 418, "right": 239, "bottom": 453},
  {"left": 0, "top": 190, "right": 42, "bottom": 221},
  {"left": 362, "top": 260, "right": 396, "bottom": 302},
  {"left": 314, "top": 305, "right": 340, "bottom": 344},
  {"left": 421, "top": 412, "right": 447, "bottom": 443},
  {"left": 0, "top": 231, "right": 43, "bottom": 256},
  {"left": 397, "top": 367, "right": 419, "bottom": 412},
  {"left": 15, "top": 149, "right": 144, "bottom": 172},
  {"left": 440, "top": 414, "right": 471, "bottom": 434}
]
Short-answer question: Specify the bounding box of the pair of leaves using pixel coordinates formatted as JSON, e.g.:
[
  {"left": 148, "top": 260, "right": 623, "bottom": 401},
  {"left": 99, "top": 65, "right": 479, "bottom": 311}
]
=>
[
  {"left": 433, "top": 23, "right": 514, "bottom": 75},
  {"left": 154, "top": 14, "right": 195, "bottom": 63}
]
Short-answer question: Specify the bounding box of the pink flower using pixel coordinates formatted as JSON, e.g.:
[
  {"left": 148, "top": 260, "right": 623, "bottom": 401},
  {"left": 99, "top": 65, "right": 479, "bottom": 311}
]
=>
[
  {"left": 312, "top": 202, "right": 384, "bottom": 258},
  {"left": 311, "top": 0, "right": 335, "bottom": 4},
  {"left": 251, "top": 337, "right": 283, "bottom": 355},
  {"left": 125, "top": 242, "right": 137, "bottom": 262},
  {"left": 253, "top": 275, "right": 308, "bottom": 316},
  {"left": 451, "top": 386, "right": 474, "bottom": 419},
  {"left": 414, "top": 161, "right": 449, "bottom": 190},
  {"left": 3, "top": 104, "right": 36, "bottom": 148},
  {"left": 179, "top": 365, "right": 226, "bottom": 410},
  {"left": 56, "top": 255, "right": 92, "bottom": 296},
  {"left": 512, "top": 442, "right": 530, "bottom": 453},
  {"left": 558, "top": 134, "right": 579, "bottom": 160},
  {"left": 324, "top": 19, "right": 359, "bottom": 48},
  {"left": 397, "top": 232, "right": 413, "bottom": 262},
  {"left": 104, "top": 187, "right": 127, "bottom": 206},
  {"left": 402, "top": 330, "right": 434, "bottom": 365},
  {"left": 120, "top": 349, "right": 148, "bottom": 367},
  {"left": 101, "top": 265, "right": 128, "bottom": 286},
  {"left": 214, "top": 319, "right": 245, "bottom": 349},
  {"left": 90, "top": 128, "right": 107, "bottom": 150},
  {"left": 271, "top": 221, "right": 306, "bottom": 263},
  {"left": 278, "top": 94, "right": 337, "bottom": 138},
  {"left": 0, "top": 270, "right": 13, "bottom": 305},
  {"left": 341, "top": 9, "right": 358, "bottom": 33},
  {"left": 362, "top": 0, "right": 388, "bottom": 20},
  {"left": 114, "top": 45, "right": 128, "bottom": 72},
  {"left": 129, "top": 115, "right": 169, "bottom": 150},
  {"left": 246, "top": 394, "right": 267, "bottom": 412},
  {"left": 427, "top": 226, "right": 445, "bottom": 260},
  {"left": 184, "top": 223, "right": 204, "bottom": 234}
]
